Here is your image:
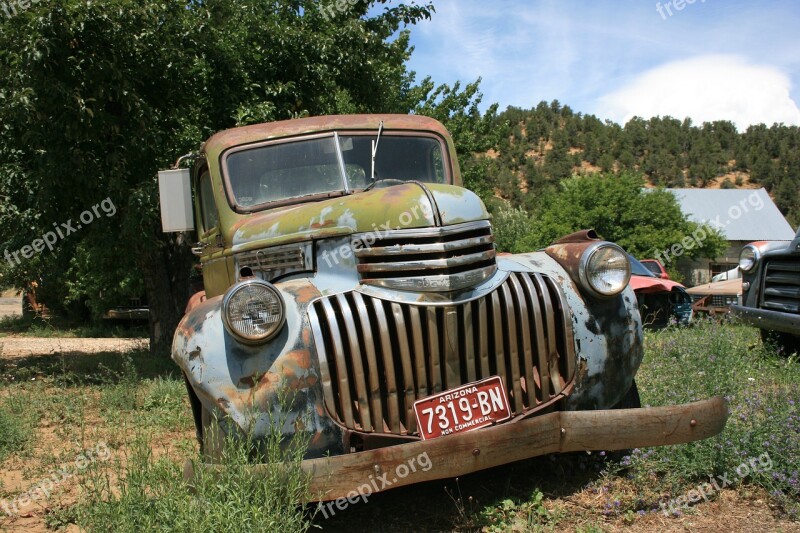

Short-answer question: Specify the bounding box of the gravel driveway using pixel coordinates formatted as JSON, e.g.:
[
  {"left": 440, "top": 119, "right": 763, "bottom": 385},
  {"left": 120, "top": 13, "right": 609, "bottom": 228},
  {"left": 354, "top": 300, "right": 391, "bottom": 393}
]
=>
[
  {"left": 0, "top": 337, "right": 149, "bottom": 358},
  {"left": 0, "top": 296, "right": 21, "bottom": 320}
]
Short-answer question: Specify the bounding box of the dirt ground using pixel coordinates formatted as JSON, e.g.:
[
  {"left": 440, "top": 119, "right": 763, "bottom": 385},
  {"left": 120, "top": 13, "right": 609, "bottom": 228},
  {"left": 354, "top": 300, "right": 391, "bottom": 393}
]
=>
[
  {"left": 0, "top": 291, "right": 21, "bottom": 321},
  {"left": 0, "top": 338, "right": 798, "bottom": 532},
  {"left": 0, "top": 337, "right": 148, "bottom": 358}
]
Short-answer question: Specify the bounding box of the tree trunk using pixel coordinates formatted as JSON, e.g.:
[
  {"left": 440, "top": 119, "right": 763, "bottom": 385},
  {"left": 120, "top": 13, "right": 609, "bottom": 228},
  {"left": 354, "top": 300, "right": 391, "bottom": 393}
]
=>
[{"left": 139, "top": 230, "right": 194, "bottom": 357}]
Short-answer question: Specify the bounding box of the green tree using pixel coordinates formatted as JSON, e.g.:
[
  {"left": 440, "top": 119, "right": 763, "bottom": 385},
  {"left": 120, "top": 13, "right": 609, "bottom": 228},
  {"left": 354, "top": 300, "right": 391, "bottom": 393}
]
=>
[
  {"left": 521, "top": 173, "right": 727, "bottom": 262},
  {"left": 0, "top": 0, "right": 433, "bottom": 353}
]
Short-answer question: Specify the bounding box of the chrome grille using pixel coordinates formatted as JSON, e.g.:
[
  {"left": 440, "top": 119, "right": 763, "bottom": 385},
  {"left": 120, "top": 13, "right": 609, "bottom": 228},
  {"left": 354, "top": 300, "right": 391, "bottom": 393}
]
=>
[
  {"left": 353, "top": 221, "right": 497, "bottom": 292},
  {"left": 763, "top": 259, "right": 800, "bottom": 314},
  {"left": 235, "top": 243, "right": 312, "bottom": 281},
  {"left": 308, "top": 272, "right": 576, "bottom": 435}
]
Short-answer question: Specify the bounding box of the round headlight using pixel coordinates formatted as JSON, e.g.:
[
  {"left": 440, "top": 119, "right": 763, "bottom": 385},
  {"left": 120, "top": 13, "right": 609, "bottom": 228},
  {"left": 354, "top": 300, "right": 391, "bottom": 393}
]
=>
[
  {"left": 739, "top": 245, "right": 760, "bottom": 272},
  {"left": 222, "top": 280, "right": 286, "bottom": 344},
  {"left": 580, "top": 244, "right": 632, "bottom": 298}
]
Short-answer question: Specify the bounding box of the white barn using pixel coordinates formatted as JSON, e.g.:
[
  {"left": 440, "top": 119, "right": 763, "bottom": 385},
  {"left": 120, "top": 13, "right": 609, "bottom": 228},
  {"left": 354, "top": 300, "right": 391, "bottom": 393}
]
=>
[{"left": 665, "top": 188, "right": 796, "bottom": 286}]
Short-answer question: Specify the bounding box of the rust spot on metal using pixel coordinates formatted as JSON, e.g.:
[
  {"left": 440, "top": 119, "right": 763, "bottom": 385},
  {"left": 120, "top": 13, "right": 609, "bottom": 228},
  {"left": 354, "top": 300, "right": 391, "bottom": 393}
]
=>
[
  {"left": 189, "top": 347, "right": 202, "bottom": 360},
  {"left": 284, "top": 283, "right": 322, "bottom": 306},
  {"left": 310, "top": 220, "right": 336, "bottom": 230},
  {"left": 238, "top": 375, "right": 256, "bottom": 388},
  {"left": 553, "top": 229, "right": 600, "bottom": 244},
  {"left": 217, "top": 398, "right": 231, "bottom": 410}
]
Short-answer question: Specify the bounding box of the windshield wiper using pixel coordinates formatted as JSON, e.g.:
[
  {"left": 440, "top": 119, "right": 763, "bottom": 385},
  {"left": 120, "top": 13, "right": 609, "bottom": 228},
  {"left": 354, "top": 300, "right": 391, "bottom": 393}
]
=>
[{"left": 370, "top": 120, "right": 384, "bottom": 184}]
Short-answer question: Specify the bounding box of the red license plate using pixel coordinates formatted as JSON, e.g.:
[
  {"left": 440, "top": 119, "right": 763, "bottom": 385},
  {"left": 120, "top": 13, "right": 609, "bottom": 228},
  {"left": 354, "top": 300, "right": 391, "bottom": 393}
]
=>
[{"left": 413, "top": 376, "right": 511, "bottom": 440}]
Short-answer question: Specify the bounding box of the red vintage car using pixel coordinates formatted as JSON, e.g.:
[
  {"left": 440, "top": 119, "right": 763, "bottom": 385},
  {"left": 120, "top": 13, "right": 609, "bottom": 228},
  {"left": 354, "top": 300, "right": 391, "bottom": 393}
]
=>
[{"left": 629, "top": 256, "right": 692, "bottom": 327}]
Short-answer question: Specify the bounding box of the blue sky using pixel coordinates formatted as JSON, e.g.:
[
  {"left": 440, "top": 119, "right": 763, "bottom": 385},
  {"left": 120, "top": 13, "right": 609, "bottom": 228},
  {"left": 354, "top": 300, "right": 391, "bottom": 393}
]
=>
[{"left": 398, "top": 0, "right": 800, "bottom": 130}]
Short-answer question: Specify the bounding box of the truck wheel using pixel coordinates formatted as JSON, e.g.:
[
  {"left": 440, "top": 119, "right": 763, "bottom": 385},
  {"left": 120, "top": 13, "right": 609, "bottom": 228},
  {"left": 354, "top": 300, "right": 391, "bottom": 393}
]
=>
[
  {"left": 201, "top": 406, "right": 226, "bottom": 462},
  {"left": 761, "top": 329, "right": 800, "bottom": 357},
  {"left": 613, "top": 379, "right": 641, "bottom": 410}
]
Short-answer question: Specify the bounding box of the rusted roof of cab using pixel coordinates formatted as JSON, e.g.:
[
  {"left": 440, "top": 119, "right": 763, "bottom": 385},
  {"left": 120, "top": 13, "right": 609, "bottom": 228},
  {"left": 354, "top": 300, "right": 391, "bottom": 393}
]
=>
[{"left": 204, "top": 114, "right": 451, "bottom": 155}]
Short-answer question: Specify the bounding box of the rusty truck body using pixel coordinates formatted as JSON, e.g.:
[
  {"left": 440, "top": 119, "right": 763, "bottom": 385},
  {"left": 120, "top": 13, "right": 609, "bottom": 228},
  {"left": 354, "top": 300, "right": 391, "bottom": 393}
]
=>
[{"left": 158, "top": 114, "right": 728, "bottom": 501}]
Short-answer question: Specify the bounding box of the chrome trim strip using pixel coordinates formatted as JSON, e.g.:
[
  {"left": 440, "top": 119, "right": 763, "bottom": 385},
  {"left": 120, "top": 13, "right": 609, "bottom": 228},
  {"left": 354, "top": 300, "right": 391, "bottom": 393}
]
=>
[
  {"left": 357, "top": 250, "right": 495, "bottom": 273},
  {"left": 353, "top": 235, "right": 494, "bottom": 257},
  {"left": 355, "top": 220, "right": 491, "bottom": 241}
]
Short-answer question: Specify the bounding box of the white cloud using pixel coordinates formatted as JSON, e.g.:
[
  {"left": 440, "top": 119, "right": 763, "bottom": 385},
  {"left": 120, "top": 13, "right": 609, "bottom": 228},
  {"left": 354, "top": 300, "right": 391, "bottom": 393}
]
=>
[{"left": 596, "top": 55, "right": 800, "bottom": 130}]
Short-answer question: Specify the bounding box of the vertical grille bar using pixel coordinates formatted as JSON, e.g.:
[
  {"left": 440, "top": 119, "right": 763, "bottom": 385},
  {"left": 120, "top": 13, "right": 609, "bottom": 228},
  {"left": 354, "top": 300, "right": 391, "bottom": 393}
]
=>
[
  {"left": 499, "top": 283, "right": 524, "bottom": 412},
  {"left": 408, "top": 307, "right": 429, "bottom": 400},
  {"left": 443, "top": 309, "right": 461, "bottom": 390},
  {"left": 307, "top": 306, "right": 338, "bottom": 424},
  {"left": 390, "top": 303, "right": 418, "bottom": 432},
  {"left": 509, "top": 273, "right": 537, "bottom": 408},
  {"left": 477, "top": 297, "right": 491, "bottom": 377},
  {"left": 463, "top": 303, "right": 477, "bottom": 382},
  {"left": 371, "top": 299, "right": 401, "bottom": 433},
  {"left": 533, "top": 274, "right": 561, "bottom": 396},
  {"left": 489, "top": 291, "right": 507, "bottom": 393},
  {"left": 320, "top": 299, "right": 355, "bottom": 428},
  {"left": 520, "top": 273, "right": 549, "bottom": 400},
  {"left": 427, "top": 307, "right": 443, "bottom": 395},
  {"left": 335, "top": 294, "right": 372, "bottom": 431},
  {"left": 352, "top": 293, "right": 384, "bottom": 431}
]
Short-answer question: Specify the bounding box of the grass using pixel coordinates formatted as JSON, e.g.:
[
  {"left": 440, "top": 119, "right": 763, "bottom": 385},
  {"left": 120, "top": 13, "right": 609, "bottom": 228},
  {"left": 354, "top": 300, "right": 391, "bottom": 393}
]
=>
[
  {"left": 617, "top": 316, "right": 800, "bottom": 518},
  {"left": 0, "top": 320, "right": 797, "bottom": 532},
  {"left": 0, "top": 396, "right": 33, "bottom": 461},
  {"left": 74, "top": 415, "right": 312, "bottom": 532},
  {"left": 0, "top": 314, "right": 148, "bottom": 339}
]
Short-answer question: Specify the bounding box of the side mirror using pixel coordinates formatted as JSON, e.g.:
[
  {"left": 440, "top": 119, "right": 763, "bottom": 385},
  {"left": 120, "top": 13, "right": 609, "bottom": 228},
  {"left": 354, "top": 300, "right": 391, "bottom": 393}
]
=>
[{"left": 158, "top": 169, "right": 195, "bottom": 232}]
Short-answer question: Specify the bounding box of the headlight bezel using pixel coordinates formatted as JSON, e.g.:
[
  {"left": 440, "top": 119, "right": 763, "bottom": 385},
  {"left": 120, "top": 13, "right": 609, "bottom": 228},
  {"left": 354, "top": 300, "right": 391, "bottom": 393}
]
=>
[
  {"left": 222, "top": 279, "right": 286, "bottom": 345},
  {"left": 578, "top": 242, "right": 632, "bottom": 298},
  {"left": 738, "top": 245, "right": 760, "bottom": 273}
]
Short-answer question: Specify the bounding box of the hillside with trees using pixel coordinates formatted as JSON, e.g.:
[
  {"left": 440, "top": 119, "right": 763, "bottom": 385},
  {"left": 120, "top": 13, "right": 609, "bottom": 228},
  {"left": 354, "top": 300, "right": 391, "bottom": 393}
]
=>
[{"left": 471, "top": 101, "right": 800, "bottom": 230}]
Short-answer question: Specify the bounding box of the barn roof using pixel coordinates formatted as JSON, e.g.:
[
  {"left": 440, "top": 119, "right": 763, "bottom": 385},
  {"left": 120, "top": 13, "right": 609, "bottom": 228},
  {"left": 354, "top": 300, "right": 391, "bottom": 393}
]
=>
[{"left": 665, "top": 188, "right": 796, "bottom": 241}]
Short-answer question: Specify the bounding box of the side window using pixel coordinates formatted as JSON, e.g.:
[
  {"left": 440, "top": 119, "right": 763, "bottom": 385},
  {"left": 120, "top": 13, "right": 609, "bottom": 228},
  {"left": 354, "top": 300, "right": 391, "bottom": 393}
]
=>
[{"left": 198, "top": 171, "right": 219, "bottom": 234}]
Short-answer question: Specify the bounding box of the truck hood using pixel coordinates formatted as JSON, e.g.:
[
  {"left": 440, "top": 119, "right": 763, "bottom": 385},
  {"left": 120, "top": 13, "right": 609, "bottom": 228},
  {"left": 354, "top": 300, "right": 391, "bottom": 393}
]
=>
[
  {"left": 227, "top": 183, "right": 489, "bottom": 253},
  {"left": 629, "top": 275, "right": 686, "bottom": 294}
]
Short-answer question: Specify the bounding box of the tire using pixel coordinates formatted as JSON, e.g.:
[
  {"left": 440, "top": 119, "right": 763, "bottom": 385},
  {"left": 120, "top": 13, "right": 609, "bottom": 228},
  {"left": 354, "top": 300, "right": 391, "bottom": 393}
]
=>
[
  {"left": 761, "top": 329, "right": 800, "bottom": 357},
  {"left": 613, "top": 379, "right": 641, "bottom": 410}
]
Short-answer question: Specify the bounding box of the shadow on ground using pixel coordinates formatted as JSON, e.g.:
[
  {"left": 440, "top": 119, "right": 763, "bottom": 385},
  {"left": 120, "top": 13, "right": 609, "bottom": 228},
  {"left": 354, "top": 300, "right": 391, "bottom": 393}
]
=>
[
  {"left": 312, "top": 452, "right": 612, "bottom": 532},
  {"left": 0, "top": 349, "right": 180, "bottom": 385}
]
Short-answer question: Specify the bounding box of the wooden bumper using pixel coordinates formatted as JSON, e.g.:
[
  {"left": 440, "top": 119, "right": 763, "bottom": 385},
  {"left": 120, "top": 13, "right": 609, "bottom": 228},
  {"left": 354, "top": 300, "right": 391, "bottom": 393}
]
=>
[{"left": 185, "top": 397, "right": 728, "bottom": 502}]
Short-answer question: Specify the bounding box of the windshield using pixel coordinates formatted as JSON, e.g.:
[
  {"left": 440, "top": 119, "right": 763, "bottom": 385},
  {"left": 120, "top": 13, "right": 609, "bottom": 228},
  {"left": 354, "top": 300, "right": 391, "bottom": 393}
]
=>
[
  {"left": 628, "top": 254, "right": 656, "bottom": 277},
  {"left": 224, "top": 133, "right": 448, "bottom": 208},
  {"left": 640, "top": 261, "right": 662, "bottom": 276}
]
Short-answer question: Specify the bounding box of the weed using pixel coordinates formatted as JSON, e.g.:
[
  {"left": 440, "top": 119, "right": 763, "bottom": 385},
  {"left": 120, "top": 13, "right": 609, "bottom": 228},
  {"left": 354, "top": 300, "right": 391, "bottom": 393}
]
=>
[
  {"left": 73, "top": 386, "right": 313, "bottom": 533},
  {"left": 0, "top": 395, "right": 31, "bottom": 460},
  {"left": 615, "top": 318, "right": 800, "bottom": 518}
]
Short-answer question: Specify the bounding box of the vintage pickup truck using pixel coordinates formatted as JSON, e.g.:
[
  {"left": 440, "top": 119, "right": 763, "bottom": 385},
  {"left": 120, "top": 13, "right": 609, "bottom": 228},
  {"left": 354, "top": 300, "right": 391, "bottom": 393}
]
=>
[
  {"left": 158, "top": 114, "right": 728, "bottom": 501},
  {"left": 732, "top": 232, "right": 800, "bottom": 355}
]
